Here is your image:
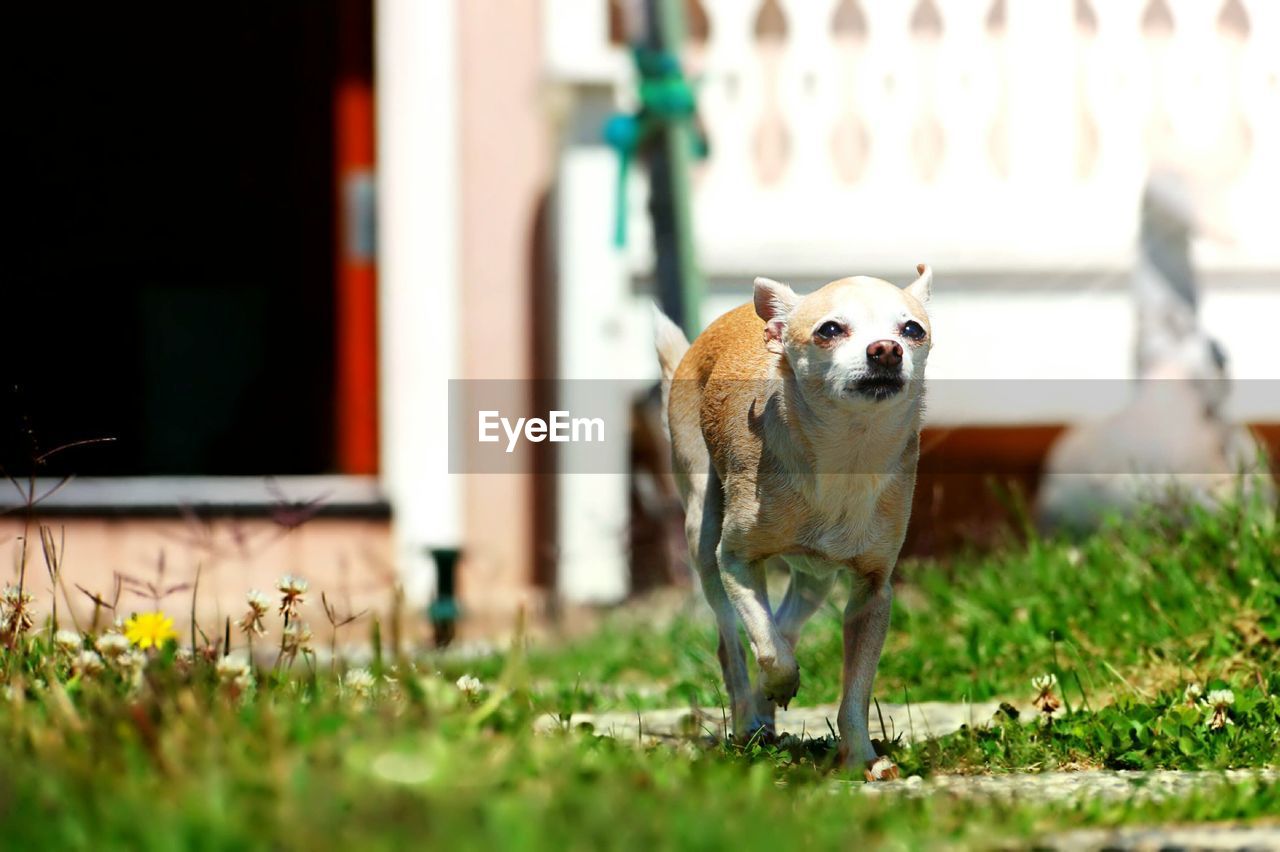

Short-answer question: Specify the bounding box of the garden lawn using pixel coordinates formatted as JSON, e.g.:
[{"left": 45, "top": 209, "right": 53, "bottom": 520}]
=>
[
  {"left": 449, "top": 497, "right": 1279, "bottom": 717},
  {"left": 1, "top": 499, "right": 1277, "bottom": 849}
]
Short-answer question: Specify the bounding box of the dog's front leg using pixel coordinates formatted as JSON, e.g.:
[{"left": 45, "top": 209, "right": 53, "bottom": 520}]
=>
[
  {"left": 694, "top": 561, "right": 762, "bottom": 741},
  {"left": 837, "top": 578, "right": 898, "bottom": 781},
  {"left": 746, "top": 566, "right": 837, "bottom": 724},
  {"left": 687, "top": 475, "right": 765, "bottom": 740},
  {"left": 718, "top": 545, "right": 799, "bottom": 708}
]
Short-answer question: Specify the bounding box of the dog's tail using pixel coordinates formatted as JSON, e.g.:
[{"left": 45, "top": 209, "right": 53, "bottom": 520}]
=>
[{"left": 652, "top": 304, "right": 690, "bottom": 430}]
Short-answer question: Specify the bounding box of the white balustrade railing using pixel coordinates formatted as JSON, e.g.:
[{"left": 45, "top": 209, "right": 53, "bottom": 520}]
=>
[{"left": 550, "top": 0, "right": 1279, "bottom": 278}]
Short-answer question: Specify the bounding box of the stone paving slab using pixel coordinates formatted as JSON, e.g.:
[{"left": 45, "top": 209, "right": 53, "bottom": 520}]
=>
[
  {"left": 848, "top": 768, "right": 1278, "bottom": 803},
  {"left": 859, "top": 770, "right": 1280, "bottom": 849},
  {"left": 541, "top": 701, "right": 1279, "bottom": 849},
  {"left": 1043, "top": 821, "right": 1280, "bottom": 851},
  {"left": 538, "top": 700, "right": 1005, "bottom": 743}
]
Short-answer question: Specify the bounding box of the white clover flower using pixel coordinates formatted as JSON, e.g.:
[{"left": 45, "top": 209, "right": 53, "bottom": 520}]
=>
[
  {"left": 238, "top": 590, "right": 271, "bottom": 636},
  {"left": 116, "top": 649, "right": 146, "bottom": 691},
  {"left": 72, "top": 650, "right": 104, "bottom": 676},
  {"left": 1203, "top": 689, "right": 1235, "bottom": 731},
  {"left": 119, "top": 649, "right": 146, "bottom": 673},
  {"left": 1031, "top": 673, "right": 1058, "bottom": 692},
  {"left": 277, "top": 575, "right": 309, "bottom": 595},
  {"left": 0, "top": 584, "right": 35, "bottom": 638},
  {"left": 54, "top": 629, "right": 84, "bottom": 653},
  {"left": 95, "top": 631, "right": 132, "bottom": 660},
  {"left": 1031, "top": 672, "right": 1061, "bottom": 716},
  {"left": 344, "top": 668, "right": 377, "bottom": 698},
  {"left": 1204, "top": 689, "right": 1234, "bottom": 708},
  {"left": 215, "top": 654, "right": 254, "bottom": 690},
  {"left": 1184, "top": 682, "right": 1204, "bottom": 704},
  {"left": 456, "top": 674, "right": 484, "bottom": 699},
  {"left": 276, "top": 575, "right": 309, "bottom": 623}
]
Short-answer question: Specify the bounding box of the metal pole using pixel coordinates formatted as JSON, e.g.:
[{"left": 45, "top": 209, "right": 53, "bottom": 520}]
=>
[{"left": 645, "top": 0, "right": 704, "bottom": 337}]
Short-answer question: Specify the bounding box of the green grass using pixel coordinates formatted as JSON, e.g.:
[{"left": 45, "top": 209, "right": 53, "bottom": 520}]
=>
[
  {"left": 1, "top": 637, "right": 1276, "bottom": 851},
  {"left": 895, "top": 679, "right": 1279, "bottom": 775},
  {"left": 452, "top": 496, "right": 1279, "bottom": 716},
  {"left": 1, "top": 498, "right": 1277, "bottom": 849},
  {"left": 2, "top": 687, "right": 1276, "bottom": 851}
]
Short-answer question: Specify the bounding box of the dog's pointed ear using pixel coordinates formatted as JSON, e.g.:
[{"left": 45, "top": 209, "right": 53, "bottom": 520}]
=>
[
  {"left": 754, "top": 276, "right": 798, "bottom": 354},
  {"left": 905, "top": 264, "right": 932, "bottom": 304}
]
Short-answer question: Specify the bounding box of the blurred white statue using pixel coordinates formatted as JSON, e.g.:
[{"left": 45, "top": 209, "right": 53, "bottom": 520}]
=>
[{"left": 1035, "top": 170, "right": 1274, "bottom": 535}]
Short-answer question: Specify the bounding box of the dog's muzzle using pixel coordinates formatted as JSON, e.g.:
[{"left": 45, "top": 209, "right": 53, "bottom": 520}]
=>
[{"left": 849, "top": 370, "right": 906, "bottom": 401}]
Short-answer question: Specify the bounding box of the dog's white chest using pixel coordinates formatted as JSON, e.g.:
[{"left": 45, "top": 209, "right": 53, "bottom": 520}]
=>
[{"left": 802, "top": 473, "right": 891, "bottom": 559}]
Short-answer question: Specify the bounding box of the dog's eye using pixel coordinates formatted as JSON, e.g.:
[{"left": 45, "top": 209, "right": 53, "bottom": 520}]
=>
[
  {"left": 815, "top": 321, "right": 845, "bottom": 340},
  {"left": 901, "top": 320, "right": 926, "bottom": 341}
]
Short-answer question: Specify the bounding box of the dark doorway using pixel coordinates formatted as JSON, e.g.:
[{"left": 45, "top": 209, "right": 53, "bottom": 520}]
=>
[{"left": 7, "top": 2, "right": 347, "bottom": 477}]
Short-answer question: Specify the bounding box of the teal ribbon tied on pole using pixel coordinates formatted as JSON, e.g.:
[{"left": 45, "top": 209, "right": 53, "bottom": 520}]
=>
[{"left": 604, "top": 47, "right": 708, "bottom": 248}]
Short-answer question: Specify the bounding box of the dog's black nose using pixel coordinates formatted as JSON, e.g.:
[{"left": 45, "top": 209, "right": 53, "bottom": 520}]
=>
[{"left": 866, "top": 339, "right": 903, "bottom": 368}]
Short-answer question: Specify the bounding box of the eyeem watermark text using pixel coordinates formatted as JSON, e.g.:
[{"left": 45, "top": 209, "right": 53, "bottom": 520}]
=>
[{"left": 478, "top": 410, "right": 606, "bottom": 453}]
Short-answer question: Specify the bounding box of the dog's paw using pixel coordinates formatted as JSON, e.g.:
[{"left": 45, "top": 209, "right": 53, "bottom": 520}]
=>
[
  {"left": 734, "top": 717, "right": 778, "bottom": 746},
  {"left": 862, "top": 756, "right": 900, "bottom": 782},
  {"left": 758, "top": 656, "right": 800, "bottom": 708}
]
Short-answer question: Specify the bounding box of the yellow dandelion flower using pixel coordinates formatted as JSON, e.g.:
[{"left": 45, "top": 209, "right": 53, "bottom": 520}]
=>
[{"left": 123, "top": 612, "right": 178, "bottom": 649}]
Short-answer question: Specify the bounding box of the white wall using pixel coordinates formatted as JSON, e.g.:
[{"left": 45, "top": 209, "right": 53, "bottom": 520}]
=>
[{"left": 376, "top": 0, "right": 461, "bottom": 607}]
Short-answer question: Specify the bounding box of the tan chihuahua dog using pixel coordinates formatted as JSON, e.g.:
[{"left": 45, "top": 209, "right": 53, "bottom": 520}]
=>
[{"left": 654, "top": 265, "right": 933, "bottom": 780}]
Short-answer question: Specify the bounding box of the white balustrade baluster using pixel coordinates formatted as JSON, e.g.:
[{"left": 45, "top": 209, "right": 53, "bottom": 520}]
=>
[
  {"left": 1209, "top": 0, "right": 1253, "bottom": 187},
  {"left": 856, "top": 0, "right": 922, "bottom": 191},
  {"left": 830, "top": 0, "right": 872, "bottom": 187},
  {"left": 701, "top": 0, "right": 764, "bottom": 188},
  {"left": 752, "top": 0, "right": 790, "bottom": 188},
  {"left": 1006, "top": 1, "right": 1076, "bottom": 190},
  {"left": 1163, "top": 0, "right": 1233, "bottom": 158},
  {"left": 697, "top": 0, "right": 765, "bottom": 247},
  {"left": 777, "top": 0, "right": 841, "bottom": 208},
  {"left": 934, "top": 0, "right": 1002, "bottom": 215},
  {"left": 1071, "top": 0, "right": 1100, "bottom": 182},
  {"left": 682, "top": 2, "right": 710, "bottom": 192},
  {"left": 1228, "top": 0, "right": 1279, "bottom": 264},
  {"left": 908, "top": 0, "right": 946, "bottom": 186},
  {"left": 985, "top": 0, "right": 1013, "bottom": 185},
  {"left": 1080, "top": 0, "right": 1148, "bottom": 207},
  {"left": 1072, "top": 0, "right": 1148, "bottom": 262}
]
